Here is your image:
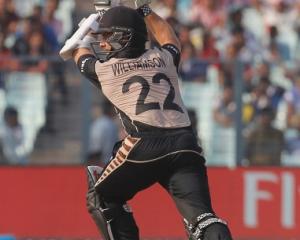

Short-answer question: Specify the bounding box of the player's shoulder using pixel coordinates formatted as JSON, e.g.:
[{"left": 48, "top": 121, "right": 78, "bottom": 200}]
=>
[
  {"left": 144, "top": 44, "right": 181, "bottom": 70},
  {"left": 142, "top": 46, "right": 164, "bottom": 56},
  {"left": 140, "top": 45, "right": 174, "bottom": 61}
]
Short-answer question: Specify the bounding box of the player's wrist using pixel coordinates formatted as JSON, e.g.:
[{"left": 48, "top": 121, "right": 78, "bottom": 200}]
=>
[{"left": 137, "top": 4, "right": 152, "bottom": 18}]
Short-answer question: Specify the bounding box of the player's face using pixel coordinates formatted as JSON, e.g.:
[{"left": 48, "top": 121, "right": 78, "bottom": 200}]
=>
[
  {"left": 99, "top": 41, "right": 112, "bottom": 51},
  {"left": 98, "top": 32, "right": 113, "bottom": 51}
]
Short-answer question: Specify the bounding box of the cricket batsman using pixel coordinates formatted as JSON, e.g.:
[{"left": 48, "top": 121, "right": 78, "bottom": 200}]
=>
[{"left": 59, "top": 0, "right": 233, "bottom": 239}]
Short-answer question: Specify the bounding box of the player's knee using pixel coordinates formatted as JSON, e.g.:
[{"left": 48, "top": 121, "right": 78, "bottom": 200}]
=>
[
  {"left": 202, "top": 223, "right": 232, "bottom": 240},
  {"left": 88, "top": 197, "right": 137, "bottom": 240},
  {"left": 86, "top": 166, "right": 138, "bottom": 239}
]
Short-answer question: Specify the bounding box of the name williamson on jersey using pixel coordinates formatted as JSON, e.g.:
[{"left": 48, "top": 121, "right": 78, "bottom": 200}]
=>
[{"left": 112, "top": 57, "right": 166, "bottom": 77}]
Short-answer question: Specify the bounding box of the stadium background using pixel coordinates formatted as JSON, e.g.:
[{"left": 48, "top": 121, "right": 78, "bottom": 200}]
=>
[{"left": 0, "top": 0, "right": 300, "bottom": 239}]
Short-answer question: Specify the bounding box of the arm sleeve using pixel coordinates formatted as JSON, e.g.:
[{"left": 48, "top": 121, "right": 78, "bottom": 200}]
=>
[
  {"left": 77, "top": 54, "right": 101, "bottom": 89},
  {"left": 162, "top": 44, "right": 181, "bottom": 70}
]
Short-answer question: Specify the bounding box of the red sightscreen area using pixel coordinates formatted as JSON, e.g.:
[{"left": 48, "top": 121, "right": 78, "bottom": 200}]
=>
[{"left": 0, "top": 166, "right": 299, "bottom": 239}]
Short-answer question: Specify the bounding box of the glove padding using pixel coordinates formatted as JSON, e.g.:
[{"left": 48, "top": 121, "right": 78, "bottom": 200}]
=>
[
  {"left": 94, "top": 0, "right": 122, "bottom": 12},
  {"left": 59, "top": 13, "right": 100, "bottom": 61},
  {"left": 86, "top": 166, "right": 103, "bottom": 211},
  {"left": 113, "top": 0, "right": 151, "bottom": 9}
]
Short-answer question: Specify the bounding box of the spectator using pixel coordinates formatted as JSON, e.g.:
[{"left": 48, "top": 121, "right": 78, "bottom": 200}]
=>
[
  {"left": 211, "top": 84, "right": 236, "bottom": 166},
  {"left": 179, "top": 42, "right": 209, "bottom": 82},
  {"left": 245, "top": 76, "right": 281, "bottom": 124},
  {"left": 87, "top": 101, "right": 119, "bottom": 167},
  {"left": 242, "top": 0, "right": 267, "bottom": 44},
  {"left": 294, "top": 1, "right": 300, "bottom": 61},
  {"left": 190, "top": 0, "right": 225, "bottom": 29},
  {"left": 0, "top": 32, "right": 11, "bottom": 68},
  {"left": 245, "top": 106, "right": 284, "bottom": 166},
  {"left": 266, "top": 25, "right": 291, "bottom": 63},
  {"left": 0, "top": 32, "right": 9, "bottom": 126},
  {"left": 178, "top": 24, "right": 193, "bottom": 47},
  {"left": 27, "top": 30, "right": 49, "bottom": 71},
  {"left": 0, "top": 106, "right": 28, "bottom": 164},
  {"left": 228, "top": 7, "right": 244, "bottom": 32},
  {"left": 219, "top": 26, "right": 259, "bottom": 88},
  {"left": 11, "top": 29, "right": 49, "bottom": 72},
  {"left": 284, "top": 72, "right": 300, "bottom": 130},
  {"left": 44, "top": 0, "right": 69, "bottom": 105},
  {"left": 43, "top": 0, "right": 63, "bottom": 42},
  {"left": 199, "top": 30, "right": 220, "bottom": 61},
  {"left": 229, "top": 25, "right": 258, "bottom": 63},
  {"left": 213, "top": 84, "right": 236, "bottom": 128},
  {"left": 2, "top": 12, "right": 19, "bottom": 50},
  {"left": 13, "top": 16, "right": 50, "bottom": 57},
  {"left": 284, "top": 129, "right": 300, "bottom": 160},
  {"left": 6, "top": 28, "right": 49, "bottom": 156}
]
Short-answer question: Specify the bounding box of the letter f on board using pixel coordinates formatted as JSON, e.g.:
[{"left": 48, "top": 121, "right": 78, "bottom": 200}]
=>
[{"left": 243, "top": 172, "right": 278, "bottom": 228}]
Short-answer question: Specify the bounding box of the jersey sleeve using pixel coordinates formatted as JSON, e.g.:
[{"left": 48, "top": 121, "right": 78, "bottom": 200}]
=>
[
  {"left": 77, "top": 54, "right": 101, "bottom": 89},
  {"left": 162, "top": 44, "right": 181, "bottom": 70}
]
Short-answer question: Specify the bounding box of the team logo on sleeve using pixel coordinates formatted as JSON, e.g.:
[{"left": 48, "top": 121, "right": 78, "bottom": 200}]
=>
[{"left": 80, "top": 58, "right": 90, "bottom": 73}]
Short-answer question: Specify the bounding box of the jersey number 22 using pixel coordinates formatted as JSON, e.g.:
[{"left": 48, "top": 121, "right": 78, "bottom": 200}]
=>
[{"left": 122, "top": 73, "right": 184, "bottom": 115}]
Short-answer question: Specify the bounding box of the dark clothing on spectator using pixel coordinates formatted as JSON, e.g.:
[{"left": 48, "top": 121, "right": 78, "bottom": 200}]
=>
[{"left": 246, "top": 126, "right": 284, "bottom": 166}]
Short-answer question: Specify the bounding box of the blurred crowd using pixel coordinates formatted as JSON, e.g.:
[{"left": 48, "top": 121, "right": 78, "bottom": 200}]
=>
[
  {"left": 151, "top": 0, "right": 300, "bottom": 166},
  {"left": 0, "top": 0, "right": 299, "bottom": 166},
  {"left": 0, "top": 0, "right": 73, "bottom": 164}
]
